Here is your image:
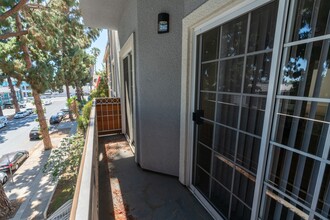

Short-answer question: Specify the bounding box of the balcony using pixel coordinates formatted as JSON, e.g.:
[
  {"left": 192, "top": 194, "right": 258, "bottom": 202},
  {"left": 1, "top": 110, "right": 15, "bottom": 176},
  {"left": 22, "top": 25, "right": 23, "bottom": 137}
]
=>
[{"left": 66, "top": 98, "right": 212, "bottom": 220}]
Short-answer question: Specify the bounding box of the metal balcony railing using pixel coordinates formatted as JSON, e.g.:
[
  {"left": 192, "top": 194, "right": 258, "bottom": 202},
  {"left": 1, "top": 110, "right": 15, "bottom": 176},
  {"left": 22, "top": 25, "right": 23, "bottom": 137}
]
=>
[{"left": 69, "top": 98, "right": 122, "bottom": 220}]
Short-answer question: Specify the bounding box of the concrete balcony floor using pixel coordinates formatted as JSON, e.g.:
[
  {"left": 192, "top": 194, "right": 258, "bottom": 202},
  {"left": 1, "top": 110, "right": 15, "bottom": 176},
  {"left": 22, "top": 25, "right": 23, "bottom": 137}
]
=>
[{"left": 98, "top": 135, "right": 213, "bottom": 220}]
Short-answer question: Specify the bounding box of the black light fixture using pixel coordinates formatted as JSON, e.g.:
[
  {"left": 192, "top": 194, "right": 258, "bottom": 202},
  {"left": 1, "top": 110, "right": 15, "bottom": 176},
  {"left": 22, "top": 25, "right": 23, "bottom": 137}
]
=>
[{"left": 158, "top": 13, "right": 169, "bottom": 34}]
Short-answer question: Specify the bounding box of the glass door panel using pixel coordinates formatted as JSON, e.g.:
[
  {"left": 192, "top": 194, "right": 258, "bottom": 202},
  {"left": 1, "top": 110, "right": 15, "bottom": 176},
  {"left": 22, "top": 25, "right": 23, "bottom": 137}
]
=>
[{"left": 192, "top": 1, "right": 279, "bottom": 219}]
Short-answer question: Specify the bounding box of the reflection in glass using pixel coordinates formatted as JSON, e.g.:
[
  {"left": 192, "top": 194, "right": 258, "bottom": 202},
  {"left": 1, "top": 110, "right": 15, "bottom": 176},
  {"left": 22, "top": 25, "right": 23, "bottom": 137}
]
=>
[
  {"left": 240, "top": 96, "right": 266, "bottom": 136},
  {"left": 261, "top": 187, "right": 309, "bottom": 220},
  {"left": 233, "top": 168, "right": 255, "bottom": 207},
  {"left": 279, "top": 41, "right": 330, "bottom": 98},
  {"left": 219, "top": 58, "right": 244, "bottom": 92},
  {"left": 221, "top": 15, "right": 248, "bottom": 57},
  {"left": 199, "top": 92, "right": 216, "bottom": 120},
  {"left": 214, "top": 125, "right": 236, "bottom": 161},
  {"left": 237, "top": 133, "right": 260, "bottom": 174},
  {"left": 230, "top": 196, "right": 251, "bottom": 220},
  {"left": 194, "top": 167, "right": 210, "bottom": 197},
  {"left": 317, "top": 165, "right": 330, "bottom": 219},
  {"left": 248, "top": 1, "right": 278, "bottom": 52},
  {"left": 202, "top": 27, "right": 219, "bottom": 61},
  {"left": 201, "top": 62, "right": 218, "bottom": 91},
  {"left": 213, "top": 153, "right": 233, "bottom": 190},
  {"left": 274, "top": 99, "right": 330, "bottom": 157},
  {"left": 267, "top": 146, "right": 320, "bottom": 208},
  {"left": 290, "top": 0, "right": 330, "bottom": 41},
  {"left": 244, "top": 53, "right": 272, "bottom": 94},
  {"left": 196, "top": 144, "right": 212, "bottom": 173},
  {"left": 197, "top": 122, "right": 214, "bottom": 148},
  {"left": 211, "top": 180, "right": 230, "bottom": 218},
  {"left": 216, "top": 94, "right": 240, "bottom": 128}
]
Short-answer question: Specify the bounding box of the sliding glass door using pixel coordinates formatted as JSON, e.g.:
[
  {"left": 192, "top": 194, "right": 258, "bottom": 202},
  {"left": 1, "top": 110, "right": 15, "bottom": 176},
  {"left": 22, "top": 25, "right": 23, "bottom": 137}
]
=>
[
  {"left": 192, "top": 0, "right": 330, "bottom": 219},
  {"left": 192, "top": 2, "right": 278, "bottom": 219}
]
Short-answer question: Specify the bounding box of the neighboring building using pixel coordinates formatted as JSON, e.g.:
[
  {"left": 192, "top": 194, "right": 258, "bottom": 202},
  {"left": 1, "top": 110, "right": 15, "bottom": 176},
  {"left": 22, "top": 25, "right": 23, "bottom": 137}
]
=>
[
  {"left": 80, "top": 0, "right": 330, "bottom": 219},
  {"left": 0, "top": 86, "right": 22, "bottom": 107},
  {"left": 2, "top": 79, "right": 32, "bottom": 98},
  {"left": 103, "top": 30, "right": 121, "bottom": 97},
  {"left": 20, "top": 81, "right": 32, "bottom": 98}
]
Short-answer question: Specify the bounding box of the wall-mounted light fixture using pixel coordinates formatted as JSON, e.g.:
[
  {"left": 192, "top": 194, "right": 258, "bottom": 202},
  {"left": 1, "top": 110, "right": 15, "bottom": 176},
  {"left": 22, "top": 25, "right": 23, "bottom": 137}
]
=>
[{"left": 158, "top": 13, "right": 169, "bottom": 34}]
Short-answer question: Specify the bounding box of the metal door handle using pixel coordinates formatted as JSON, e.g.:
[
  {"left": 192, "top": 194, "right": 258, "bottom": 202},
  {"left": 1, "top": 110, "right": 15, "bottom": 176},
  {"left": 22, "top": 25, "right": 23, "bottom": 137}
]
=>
[{"left": 193, "top": 110, "right": 204, "bottom": 125}]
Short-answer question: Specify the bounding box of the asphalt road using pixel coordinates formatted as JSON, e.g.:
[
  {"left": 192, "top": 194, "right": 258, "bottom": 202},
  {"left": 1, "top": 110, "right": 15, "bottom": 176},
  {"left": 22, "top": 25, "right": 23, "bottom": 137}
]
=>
[{"left": 0, "top": 96, "right": 67, "bottom": 156}]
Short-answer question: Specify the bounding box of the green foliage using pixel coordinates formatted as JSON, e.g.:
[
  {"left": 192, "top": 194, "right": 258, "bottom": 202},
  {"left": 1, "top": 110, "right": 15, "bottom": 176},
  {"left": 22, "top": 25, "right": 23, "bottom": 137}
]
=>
[
  {"left": 43, "top": 134, "right": 84, "bottom": 181},
  {"left": 0, "top": 0, "right": 100, "bottom": 94},
  {"left": 77, "top": 100, "right": 92, "bottom": 133},
  {"left": 90, "top": 70, "right": 109, "bottom": 99}
]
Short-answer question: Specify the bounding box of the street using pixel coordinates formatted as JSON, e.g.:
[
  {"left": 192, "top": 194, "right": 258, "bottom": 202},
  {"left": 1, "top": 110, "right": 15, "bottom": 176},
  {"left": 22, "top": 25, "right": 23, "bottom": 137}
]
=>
[{"left": 0, "top": 96, "right": 67, "bottom": 156}]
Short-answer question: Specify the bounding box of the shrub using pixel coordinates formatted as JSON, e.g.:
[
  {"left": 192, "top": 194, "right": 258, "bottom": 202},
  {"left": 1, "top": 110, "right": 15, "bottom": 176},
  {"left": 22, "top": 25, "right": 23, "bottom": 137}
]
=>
[
  {"left": 43, "top": 134, "right": 85, "bottom": 182},
  {"left": 77, "top": 100, "right": 93, "bottom": 133}
]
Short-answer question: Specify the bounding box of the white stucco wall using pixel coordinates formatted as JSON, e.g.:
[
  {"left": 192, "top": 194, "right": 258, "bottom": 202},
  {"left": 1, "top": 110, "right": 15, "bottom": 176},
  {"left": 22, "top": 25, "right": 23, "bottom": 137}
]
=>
[
  {"left": 118, "top": 0, "right": 138, "bottom": 48},
  {"left": 134, "top": 0, "right": 185, "bottom": 176},
  {"left": 184, "top": 0, "right": 207, "bottom": 16}
]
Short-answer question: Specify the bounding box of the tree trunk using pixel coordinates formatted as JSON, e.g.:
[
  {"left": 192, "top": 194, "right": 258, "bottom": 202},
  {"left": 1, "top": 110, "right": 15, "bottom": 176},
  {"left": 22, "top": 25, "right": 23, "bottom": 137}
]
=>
[
  {"left": 75, "top": 86, "right": 81, "bottom": 102},
  {"left": 65, "top": 82, "right": 74, "bottom": 121},
  {"left": 7, "top": 77, "right": 20, "bottom": 113},
  {"left": 65, "top": 82, "right": 70, "bottom": 100},
  {"left": 32, "top": 90, "right": 53, "bottom": 150},
  {"left": 0, "top": 183, "right": 12, "bottom": 218},
  {"left": 75, "top": 82, "right": 82, "bottom": 102},
  {"left": 16, "top": 14, "right": 53, "bottom": 150},
  {"left": 0, "top": 106, "right": 3, "bottom": 116}
]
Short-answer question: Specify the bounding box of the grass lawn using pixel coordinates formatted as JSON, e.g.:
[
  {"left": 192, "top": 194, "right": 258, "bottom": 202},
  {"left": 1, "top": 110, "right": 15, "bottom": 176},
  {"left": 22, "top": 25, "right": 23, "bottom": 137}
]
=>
[{"left": 46, "top": 173, "right": 77, "bottom": 217}]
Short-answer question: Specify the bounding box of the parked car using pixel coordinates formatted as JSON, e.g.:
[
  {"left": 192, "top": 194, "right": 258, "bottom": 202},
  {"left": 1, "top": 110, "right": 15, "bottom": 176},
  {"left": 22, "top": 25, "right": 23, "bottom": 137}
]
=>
[
  {"left": 49, "top": 115, "right": 62, "bottom": 125},
  {"left": 29, "top": 127, "right": 41, "bottom": 140},
  {"left": 19, "top": 102, "right": 26, "bottom": 108},
  {"left": 0, "top": 172, "right": 7, "bottom": 184},
  {"left": 0, "top": 116, "right": 8, "bottom": 126},
  {"left": 22, "top": 110, "right": 29, "bottom": 117},
  {"left": 0, "top": 122, "right": 5, "bottom": 129},
  {"left": 3, "top": 103, "right": 13, "bottom": 109},
  {"left": 26, "top": 108, "right": 34, "bottom": 115},
  {"left": 0, "top": 150, "right": 29, "bottom": 172},
  {"left": 56, "top": 111, "right": 65, "bottom": 120},
  {"left": 60, "top": 107, "right": 70, "bottom": 114},
  {"left": 14, "top": 111, "right": 26, "bottom": 119},
  {"left": 44, "top": 100, "right": 52, "bottom": 105},
  {"left": 0, "top": 116, "right": 8, "bottom": 129}
]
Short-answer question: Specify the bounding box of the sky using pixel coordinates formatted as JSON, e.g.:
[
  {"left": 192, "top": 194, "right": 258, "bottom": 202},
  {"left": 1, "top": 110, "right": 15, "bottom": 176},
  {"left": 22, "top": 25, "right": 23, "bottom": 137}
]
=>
[{"left": 89, "top": 29, "right": 107, "bottom": 72}]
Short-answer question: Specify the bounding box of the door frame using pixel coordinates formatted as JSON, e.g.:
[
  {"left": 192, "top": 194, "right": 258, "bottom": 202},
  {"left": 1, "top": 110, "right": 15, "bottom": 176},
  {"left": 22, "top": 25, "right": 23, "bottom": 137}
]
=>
[
  {"left": 179, "top": 0, "right": 283, "bottom": 219},
  {"left": 119, "top": 33, "right": 137, "bottom": 159}
]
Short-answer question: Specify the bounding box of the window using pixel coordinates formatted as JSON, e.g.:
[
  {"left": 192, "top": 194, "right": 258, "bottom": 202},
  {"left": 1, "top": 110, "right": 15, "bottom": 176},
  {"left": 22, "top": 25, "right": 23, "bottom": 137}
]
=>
[
  {"left": 260, "top": 0, "right": 330, "bottom": 219},
  {"left": 193, "top": 1, "right": 278, "bottom": 219},
  {"left": 192, "top": 0, "right": 330, "bottom": 219}
]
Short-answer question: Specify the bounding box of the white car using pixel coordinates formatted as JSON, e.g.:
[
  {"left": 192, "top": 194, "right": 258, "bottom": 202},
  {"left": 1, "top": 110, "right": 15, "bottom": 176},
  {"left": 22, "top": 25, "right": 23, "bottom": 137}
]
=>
[
  {"left": 14, "top": 111, "right": 26, "bottom": 119},
  {"left": 44, "top": 100, "right": 52, "bottom": 105},
  {"left": 26, "top": 108, "right": 34, "bottom": 115},
  {"left": 0, "top": 122, "right": 5, "bottom": 129},
  {"left": 0, "top": 116, "right": 8, "bottom": 126},
  {"left": 0, "top": 171, "right": 8, "bottom": 184}
]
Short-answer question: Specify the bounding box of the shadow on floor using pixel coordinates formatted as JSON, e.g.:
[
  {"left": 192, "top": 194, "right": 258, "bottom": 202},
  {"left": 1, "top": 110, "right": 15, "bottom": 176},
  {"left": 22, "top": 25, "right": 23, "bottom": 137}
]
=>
[{"left": 98, "top": 135, "right": 213, "bottom": 220}]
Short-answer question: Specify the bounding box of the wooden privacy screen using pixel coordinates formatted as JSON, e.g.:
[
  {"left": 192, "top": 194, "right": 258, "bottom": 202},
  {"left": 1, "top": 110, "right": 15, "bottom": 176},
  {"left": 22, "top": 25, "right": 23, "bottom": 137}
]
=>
[{"left": 95, "top": 98, "right": 122, "bottom": 135}]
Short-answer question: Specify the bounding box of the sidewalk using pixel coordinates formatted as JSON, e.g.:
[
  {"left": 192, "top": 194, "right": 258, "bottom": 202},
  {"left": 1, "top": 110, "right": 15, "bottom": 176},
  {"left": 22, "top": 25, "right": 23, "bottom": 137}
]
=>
[{"left": 4, "top": 121, "right": 77, "bottom": 220}]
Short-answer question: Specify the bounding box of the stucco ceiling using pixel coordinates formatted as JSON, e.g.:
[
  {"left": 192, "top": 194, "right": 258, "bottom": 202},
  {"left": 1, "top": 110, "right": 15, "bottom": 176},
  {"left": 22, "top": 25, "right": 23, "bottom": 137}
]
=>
[{"left": 79, "top": 0, "right": 127, "bottom": 29}]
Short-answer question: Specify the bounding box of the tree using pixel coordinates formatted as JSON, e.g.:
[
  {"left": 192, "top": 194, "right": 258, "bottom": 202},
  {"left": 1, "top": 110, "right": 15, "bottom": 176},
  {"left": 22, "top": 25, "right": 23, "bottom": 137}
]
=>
[
  {"left": 0, "top": 1, "right": 99, "bottom": 213},
  {"left": 0, "top": 183, "right": 12, "bottom": 218},
  {"left": 7, "top": 76, "right": 20, "bottom": 113},
  {"left": 90, "top": 70, "right": 109, "bottom": 99},
  {"left": 1, "top": 0, "right": 99, "bottom": 148}
]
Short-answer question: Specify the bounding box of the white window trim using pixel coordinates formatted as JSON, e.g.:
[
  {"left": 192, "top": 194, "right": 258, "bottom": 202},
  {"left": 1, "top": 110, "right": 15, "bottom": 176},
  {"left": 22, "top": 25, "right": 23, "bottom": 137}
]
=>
[{"left": 119, "top": 33, "right": 138, "bottom": 162}]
